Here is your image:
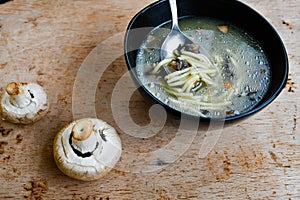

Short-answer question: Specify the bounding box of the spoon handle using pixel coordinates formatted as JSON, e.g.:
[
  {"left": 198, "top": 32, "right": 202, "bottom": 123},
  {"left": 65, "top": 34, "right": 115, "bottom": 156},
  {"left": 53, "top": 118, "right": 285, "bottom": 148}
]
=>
[{"left": 169, "top": 0, "right": 180, "bottom": 31}]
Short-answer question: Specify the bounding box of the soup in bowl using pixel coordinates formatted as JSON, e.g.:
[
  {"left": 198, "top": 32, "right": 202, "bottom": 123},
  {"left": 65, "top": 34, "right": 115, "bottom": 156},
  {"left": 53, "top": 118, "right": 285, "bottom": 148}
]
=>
[{"left": 124, "top": 0, "right": 288, "bottom": 122}]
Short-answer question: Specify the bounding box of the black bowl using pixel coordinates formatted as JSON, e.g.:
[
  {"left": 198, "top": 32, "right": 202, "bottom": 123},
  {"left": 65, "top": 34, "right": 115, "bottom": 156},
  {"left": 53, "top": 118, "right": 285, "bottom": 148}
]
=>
[{"left": 124, "top": 0, "right": 288, "bottom": 122}]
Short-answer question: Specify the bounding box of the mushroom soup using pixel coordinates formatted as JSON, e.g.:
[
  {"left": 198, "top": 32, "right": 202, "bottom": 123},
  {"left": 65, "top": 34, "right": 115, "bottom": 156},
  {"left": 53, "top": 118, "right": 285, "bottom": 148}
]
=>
[{"left": 135, "top": 17, "right": 271, "bottom": 118}]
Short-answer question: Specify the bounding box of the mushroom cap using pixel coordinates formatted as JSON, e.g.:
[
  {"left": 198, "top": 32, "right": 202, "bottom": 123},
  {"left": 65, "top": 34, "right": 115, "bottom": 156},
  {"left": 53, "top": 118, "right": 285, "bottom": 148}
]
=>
[
  {"left": 0, "top": 82, "right": 49, "bottom": 124},
  {"left": 53, "top": 118, "right": 122, "bottom": 181}
]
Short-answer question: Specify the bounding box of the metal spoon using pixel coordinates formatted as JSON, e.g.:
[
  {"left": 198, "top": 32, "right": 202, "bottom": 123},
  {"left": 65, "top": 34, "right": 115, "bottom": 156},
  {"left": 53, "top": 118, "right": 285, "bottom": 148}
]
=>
[{"left": 160, "top": 0, "right": 194, "bottom": 60}]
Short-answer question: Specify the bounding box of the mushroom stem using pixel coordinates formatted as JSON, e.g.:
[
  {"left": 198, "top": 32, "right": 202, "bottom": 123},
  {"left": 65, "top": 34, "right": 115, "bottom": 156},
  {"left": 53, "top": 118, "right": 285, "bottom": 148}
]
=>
[
  {"left": 71, "top": 119, "right": 101, "bottom": 154},
  {"left": 6, "top": 82, "right": 31, "bottom": 108}
]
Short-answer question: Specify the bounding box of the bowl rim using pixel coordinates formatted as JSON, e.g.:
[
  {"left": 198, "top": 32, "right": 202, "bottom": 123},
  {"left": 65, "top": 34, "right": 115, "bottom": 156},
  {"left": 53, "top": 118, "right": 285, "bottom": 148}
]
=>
[{"left": 124, "top": 0, "right": 289, "bottom": 122}]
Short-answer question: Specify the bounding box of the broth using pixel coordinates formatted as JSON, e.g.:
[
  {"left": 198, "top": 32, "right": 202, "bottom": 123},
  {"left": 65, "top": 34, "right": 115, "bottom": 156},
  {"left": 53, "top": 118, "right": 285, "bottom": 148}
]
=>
[{"left": 136, "top": 17, "right": 271, "bottom": 118}]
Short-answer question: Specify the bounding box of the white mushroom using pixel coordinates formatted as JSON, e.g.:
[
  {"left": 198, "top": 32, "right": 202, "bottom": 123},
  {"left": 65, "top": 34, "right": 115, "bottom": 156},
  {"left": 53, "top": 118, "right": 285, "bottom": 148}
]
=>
[
  {"left": 0, "top": 82, "right": 49, "bottom": 124},
  {"left": 53, "top": 118, "right": 122, "bottom": 181}
]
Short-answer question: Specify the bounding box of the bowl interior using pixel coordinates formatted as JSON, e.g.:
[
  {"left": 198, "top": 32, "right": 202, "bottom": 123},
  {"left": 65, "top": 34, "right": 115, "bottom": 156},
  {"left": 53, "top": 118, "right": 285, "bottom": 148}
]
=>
[{"left": 124, "top": 0, "right": 288, "bottom": 121}]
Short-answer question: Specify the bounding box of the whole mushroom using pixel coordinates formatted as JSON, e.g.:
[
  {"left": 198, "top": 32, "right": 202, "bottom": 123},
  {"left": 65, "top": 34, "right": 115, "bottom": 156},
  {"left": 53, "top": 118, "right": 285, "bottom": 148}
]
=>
[
  {"left": 0, "top": 82, "right": 49, "bottom": 124},
  {"left": 53, "top": 118, "right": 122, "bottom": 181}
]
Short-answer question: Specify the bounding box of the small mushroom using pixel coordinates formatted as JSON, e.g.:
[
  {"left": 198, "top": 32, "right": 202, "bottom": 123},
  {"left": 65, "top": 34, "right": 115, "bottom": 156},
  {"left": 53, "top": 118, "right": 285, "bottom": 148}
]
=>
[
  {"left": 0, "top": 82, "right": 49, "bottom": 124},
  {"left": 53, "top": 118, "right": 122, "bottom": 181}
]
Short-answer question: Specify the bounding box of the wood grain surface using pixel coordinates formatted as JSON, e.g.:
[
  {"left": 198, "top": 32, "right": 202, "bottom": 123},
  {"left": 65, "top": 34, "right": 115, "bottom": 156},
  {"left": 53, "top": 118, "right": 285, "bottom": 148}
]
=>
[{"left": 0, "top": 0, "right": 299, "bottom": 199}]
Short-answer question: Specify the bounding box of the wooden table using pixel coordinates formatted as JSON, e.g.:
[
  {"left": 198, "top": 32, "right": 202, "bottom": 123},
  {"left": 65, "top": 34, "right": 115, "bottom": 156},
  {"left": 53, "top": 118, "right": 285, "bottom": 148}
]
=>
[{"left": 0, "top": 0, "right": 299, "bottom": 199}]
